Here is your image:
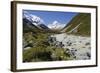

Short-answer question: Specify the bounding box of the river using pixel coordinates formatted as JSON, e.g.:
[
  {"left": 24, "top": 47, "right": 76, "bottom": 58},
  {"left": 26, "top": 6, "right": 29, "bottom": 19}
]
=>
[{"left": 50, "top": 33, "right": 91, "bottom": 60}]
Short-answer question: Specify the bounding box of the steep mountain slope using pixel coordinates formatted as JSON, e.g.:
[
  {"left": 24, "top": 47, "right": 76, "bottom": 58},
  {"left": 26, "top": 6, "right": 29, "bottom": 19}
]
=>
[
  {"left": 23, "top": 11, "right": 50, "bottom": 32},
  {"left": 62, "top": 13, "right": 91, "bottom": 36},
  {"left": 23, "top": 18, "right": 41, "bottom": 33}
]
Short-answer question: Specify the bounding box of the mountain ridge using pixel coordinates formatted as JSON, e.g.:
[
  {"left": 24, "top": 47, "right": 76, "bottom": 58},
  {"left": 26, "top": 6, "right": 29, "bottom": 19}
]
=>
[
  {"left": 23, "top": 12, "right": 50, "bottom": 32},
  {"left": 61, "top": 13, "right": 91, "bottom": 36}
]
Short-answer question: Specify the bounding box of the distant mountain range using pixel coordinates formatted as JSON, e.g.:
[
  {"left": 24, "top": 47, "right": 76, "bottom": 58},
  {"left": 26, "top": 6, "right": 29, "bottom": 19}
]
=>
[
  {"left": 62, "top": 13, "right": 91, "bottom": 36},
  {"left": 23, "top": 11, "right": 65, "bottom": 31},
  {"left": 23, "top": 12, "right": 91, "bottom": 36}
]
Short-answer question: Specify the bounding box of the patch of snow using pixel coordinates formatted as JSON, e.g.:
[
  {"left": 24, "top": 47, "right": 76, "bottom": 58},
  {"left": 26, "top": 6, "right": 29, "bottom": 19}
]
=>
[{"left": 24, "top": 47, "right": 31, "bottom": 50}]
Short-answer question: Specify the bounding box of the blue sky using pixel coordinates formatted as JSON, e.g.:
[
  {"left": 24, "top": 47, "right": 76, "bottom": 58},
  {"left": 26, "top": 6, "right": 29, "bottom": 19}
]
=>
[{"left": 23, "top": 10, "right": 78, "bottom": 25}]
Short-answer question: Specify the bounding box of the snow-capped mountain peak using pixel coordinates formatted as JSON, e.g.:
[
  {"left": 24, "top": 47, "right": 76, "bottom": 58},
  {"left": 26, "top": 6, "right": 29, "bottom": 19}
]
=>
[
  {"left": 23, "top": 11, "right": 32, "bottom": 21},
  {"left": 23, "top": 11, "right": 44, "bottom": 26},
  {"left": 23, "top": 11, "right": 50, "bottom": 30},
  {"left": 48, "top": 21, "right": 65, "bottom": 30},
  {"left": 31, "top": 14, "right": 44, "bottom": 25}
]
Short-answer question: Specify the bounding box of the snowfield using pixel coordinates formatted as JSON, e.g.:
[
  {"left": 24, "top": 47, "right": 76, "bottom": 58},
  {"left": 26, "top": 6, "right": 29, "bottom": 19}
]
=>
[{"left": 51, "top": 33, "right": 91, "bottom": 60}]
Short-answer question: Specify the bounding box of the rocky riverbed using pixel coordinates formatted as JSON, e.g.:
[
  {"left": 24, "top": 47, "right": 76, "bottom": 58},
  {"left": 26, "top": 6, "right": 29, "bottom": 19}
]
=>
[
  {"left": 50, "top": 33, "right": 91, "bottom": 60},
  {"left": 23, "top": 33, "right": 91, "bottom": 61}
]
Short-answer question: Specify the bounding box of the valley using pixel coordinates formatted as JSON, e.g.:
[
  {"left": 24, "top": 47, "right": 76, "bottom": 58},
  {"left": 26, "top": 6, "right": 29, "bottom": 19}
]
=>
[{"left": 23, "top": 11, "right": 91, "bottom": 62}]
